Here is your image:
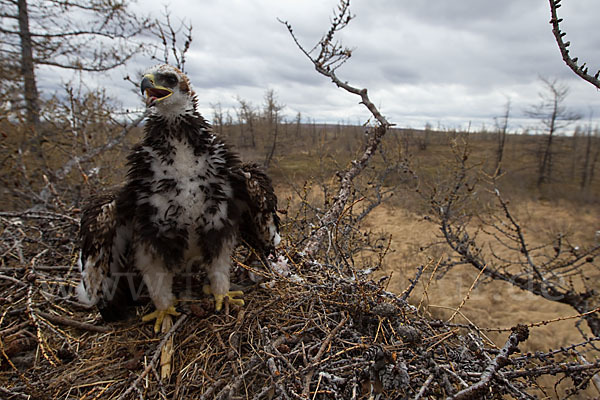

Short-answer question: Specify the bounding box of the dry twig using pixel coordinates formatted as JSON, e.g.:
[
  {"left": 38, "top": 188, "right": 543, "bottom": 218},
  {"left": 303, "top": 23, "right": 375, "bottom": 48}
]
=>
[{"left": 548, "top": 0, "right": 600, "bottom": 89}]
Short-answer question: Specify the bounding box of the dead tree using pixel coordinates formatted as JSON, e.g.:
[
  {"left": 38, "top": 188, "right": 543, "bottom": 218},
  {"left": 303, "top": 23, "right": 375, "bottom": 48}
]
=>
[
  {"left": 581, "top": 126, "right": 600, "bottom": 191},
  {"left": 294, "top": 111, "right": 302, "bottom": 145},
  {"left": 236, "top": 98, "right": 257, "bottom": 148},
  {"left": 149, "top": 8, "right": 192, "bottom": 72},
  {"left": 0, "top": 0, "right": 152, "bottom": 138},
  {"left": 262, "top": 89, "right": 284, "bottom": 168},
  {"left": 210, "top": 102, "right": 225, "bottom": 136},
  {"left": 15, "top": 0, "right": 39, "bottom": 130},
  {"left": 427, "top": 144, "right": 600, "bottom": 337},
  {"left": 279, "top": 0, "right": 393, "bottom": 258},
  {"left": 417, "top": 122, "right": 432, "bottom": 151},
  {"left": 493, "top": 98, "right": 510, "bottom": 174},
  {"left": 526, "top": 77, "right": 579, "bottom": 187},
  {"left": 549, "top": 0, "right": 600, "bottom": 90}
]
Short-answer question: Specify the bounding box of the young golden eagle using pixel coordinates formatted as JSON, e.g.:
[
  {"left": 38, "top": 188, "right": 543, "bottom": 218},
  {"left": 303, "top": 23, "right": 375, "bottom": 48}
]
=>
[{"left": 77, "top": 65, "right": 279, "bottom": 331}]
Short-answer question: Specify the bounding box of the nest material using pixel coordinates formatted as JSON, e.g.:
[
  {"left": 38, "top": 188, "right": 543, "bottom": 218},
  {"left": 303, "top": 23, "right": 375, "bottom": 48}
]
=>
[{"left": 0, "top": 211, "right": 599, "bottom": 399}]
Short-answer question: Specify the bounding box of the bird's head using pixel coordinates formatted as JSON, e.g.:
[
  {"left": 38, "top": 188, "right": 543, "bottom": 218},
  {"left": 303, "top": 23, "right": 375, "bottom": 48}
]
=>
[{"left": 140, "top": 64, "right": 195, "bottom": 118}]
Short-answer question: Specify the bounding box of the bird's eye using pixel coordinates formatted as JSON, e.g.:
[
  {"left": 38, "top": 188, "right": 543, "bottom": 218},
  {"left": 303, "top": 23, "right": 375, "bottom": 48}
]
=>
[{"left": 162, "top": 73, "right": 178, "bottom": 87}]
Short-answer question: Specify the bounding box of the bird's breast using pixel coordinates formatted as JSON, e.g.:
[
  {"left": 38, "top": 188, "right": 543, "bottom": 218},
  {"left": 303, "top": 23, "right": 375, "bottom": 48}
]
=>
[{"left": 141, "top": 138, "right": 233, "bottom": 235}]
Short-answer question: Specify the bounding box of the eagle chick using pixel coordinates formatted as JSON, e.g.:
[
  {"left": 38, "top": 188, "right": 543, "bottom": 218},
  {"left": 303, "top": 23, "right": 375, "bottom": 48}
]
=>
[{"left": 77, "top": 65, "right": 279, "bottom": 331}]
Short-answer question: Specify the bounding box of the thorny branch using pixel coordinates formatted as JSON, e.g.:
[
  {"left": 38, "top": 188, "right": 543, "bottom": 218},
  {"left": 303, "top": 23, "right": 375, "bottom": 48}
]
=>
[{"left": 549, "top": 0, "right": 600, "bottom": 89}]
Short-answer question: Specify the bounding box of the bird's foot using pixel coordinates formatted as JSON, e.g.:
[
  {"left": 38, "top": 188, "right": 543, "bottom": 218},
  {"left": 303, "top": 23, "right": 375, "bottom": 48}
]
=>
[
  {"left": 142, "top": 303, "right": 180, "bottom": 334},
  {"left": 202, "top": 285, "right": 244, "bottom": 311}
]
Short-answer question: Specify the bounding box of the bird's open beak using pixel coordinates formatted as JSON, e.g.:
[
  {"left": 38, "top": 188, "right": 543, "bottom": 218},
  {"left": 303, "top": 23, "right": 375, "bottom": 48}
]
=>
[{"left": 141, "top": 74, "right": 173, "bottom": 107}]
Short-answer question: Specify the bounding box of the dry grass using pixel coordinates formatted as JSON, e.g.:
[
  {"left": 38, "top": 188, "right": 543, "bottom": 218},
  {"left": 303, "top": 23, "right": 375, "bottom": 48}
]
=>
[
  {"left": 364, "top": 200, "right": 600, "bottom": 341},
  {"left": 1, "top": 200, "right": 597, "bottom": 399},
  {"left": 1, "top": 121, "right": 599, "bottom": 398},
  {"left": 0, "top": 210, "right": 557, "bottom": 399},
  {"left": 362, "top": 200, "right": 600, "bottom": 398}
]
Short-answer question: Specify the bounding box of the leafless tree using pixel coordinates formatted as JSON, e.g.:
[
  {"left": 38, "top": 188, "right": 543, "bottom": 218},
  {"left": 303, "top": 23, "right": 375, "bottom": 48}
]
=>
[
  {"left": 0, "top": 0, "right": 152, "bottom": 134},
  {"left": 310, "top": 117, "right": 318, "bottom": 145},
  {"left": 527, "top": 77, "right": 580, "bottom": 186},
  {"left": 236, "top": 97, "right": 257, "bottom": 148},
  {"left": 580, "top": 125, "right": 600, "bottom": 192},
  {"left": 211, "top": 102, "right": 225, "bottom": 136},
  {"left": 493, "top": 98, "right": 511, "bottom": 174},
  {"left": 262, "top": 89, "right": 284, "bottom": 168},
  {"left": 293, "top": 111, "right": 302, "bottom": 144},
  {"left": 427, "top": 143, "right": 600, "bottom": 337},
  {"left": 417, "top": 122, "right": 432, "bottom": 151}
]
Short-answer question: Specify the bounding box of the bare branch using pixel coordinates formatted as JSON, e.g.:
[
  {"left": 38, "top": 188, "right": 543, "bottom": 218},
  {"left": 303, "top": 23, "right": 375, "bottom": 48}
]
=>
[
  {"left": 429, "top": 145, "right": 600, "bottom": 337},
  {"left": 149, "top": 8, "right": 192, "bottom": 72},
  {"left": 52, "top": 110, "right": 147, "bottom": 181},
  {"left": 449, "top": 325, "right": 529, "bottom": 400},
  {"left": 117, "top": 314, "right": 188, "bottom": 400},
  {"left": 549, "top": 0, "right": 600, "bottom": 89},
  {"left": 36, "top": 310, "right": 111, "bottom": 333},
  {"left": 279, "top": 0, "right": 396, "bottom": 257}
]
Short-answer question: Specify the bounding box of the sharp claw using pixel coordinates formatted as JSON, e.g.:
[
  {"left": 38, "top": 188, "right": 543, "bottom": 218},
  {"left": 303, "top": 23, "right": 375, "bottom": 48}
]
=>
[
  {"left": 203, "top": 286, "right": 244, "bottom": 311},
  {"left": 229, "top": 298, "right": 245, "bottom": 307},
  {"left": 214, "top": 294, "right": 224, "bottom": 311},
  {"left": 142, "top": 305, "right": 180, "bottom": 333},
  {"left": 227, "top": 291, "right": 244, "bottom": 307}
]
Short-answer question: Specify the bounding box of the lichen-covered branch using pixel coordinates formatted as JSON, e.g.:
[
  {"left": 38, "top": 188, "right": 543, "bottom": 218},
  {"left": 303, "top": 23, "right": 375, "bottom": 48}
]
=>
[{"left": 449, "top": 325, "right": 529, "bottom": 400}]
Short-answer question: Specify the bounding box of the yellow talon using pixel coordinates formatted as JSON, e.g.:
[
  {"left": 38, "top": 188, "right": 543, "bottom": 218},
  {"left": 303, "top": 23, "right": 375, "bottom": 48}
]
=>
[
  {"left": 203, "top": 285, "right": 245, "bottom": 311},
  {"left": 142, "top": 305, "right": 180, "bottom": 333}
]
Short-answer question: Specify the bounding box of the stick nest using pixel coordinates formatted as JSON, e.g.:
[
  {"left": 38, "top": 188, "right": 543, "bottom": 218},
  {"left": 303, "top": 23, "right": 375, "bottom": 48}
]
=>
[{"left": 0, "top": 211, "right": 599, "bottom": 399}]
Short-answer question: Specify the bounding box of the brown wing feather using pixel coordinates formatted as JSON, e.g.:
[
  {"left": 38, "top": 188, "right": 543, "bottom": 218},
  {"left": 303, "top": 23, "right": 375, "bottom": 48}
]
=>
[
  {"left": 78, "top": 190, "right": 118, "bottom": 305},
  {"left": 78, "top": 188, "right": 138, "bottom": 321},
  {"left": 238, "top": 163, "right": 280, "bottom": 253},
  {"left": 241, "top": 163, "right": 277, "bottom": 213}
]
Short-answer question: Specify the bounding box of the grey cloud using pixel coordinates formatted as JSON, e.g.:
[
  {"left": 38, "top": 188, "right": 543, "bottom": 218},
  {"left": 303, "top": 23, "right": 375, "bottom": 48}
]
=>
[{"left": 33, "top": 0, "right": 599, "bottom": 129}]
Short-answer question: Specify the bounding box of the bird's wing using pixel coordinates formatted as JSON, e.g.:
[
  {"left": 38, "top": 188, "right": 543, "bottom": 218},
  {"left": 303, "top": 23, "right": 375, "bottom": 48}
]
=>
[
  {"left": 77, "top": 189, "right": 137, "bottom": 321},
  {"left": 235, "top": 163, "right": 280, "bottom": 253},
  {"left": 77, "top": 190, "right": 119, "bottom": 306},
  {"left": 240, "top": 163, "right": 278, "bottom": 212}
]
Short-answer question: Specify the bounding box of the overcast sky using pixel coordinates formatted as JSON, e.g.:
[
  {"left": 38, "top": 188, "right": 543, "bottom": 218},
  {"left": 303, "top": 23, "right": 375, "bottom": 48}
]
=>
[{"left": 39, "top": 0, "right": 600, "bottom": 131}]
